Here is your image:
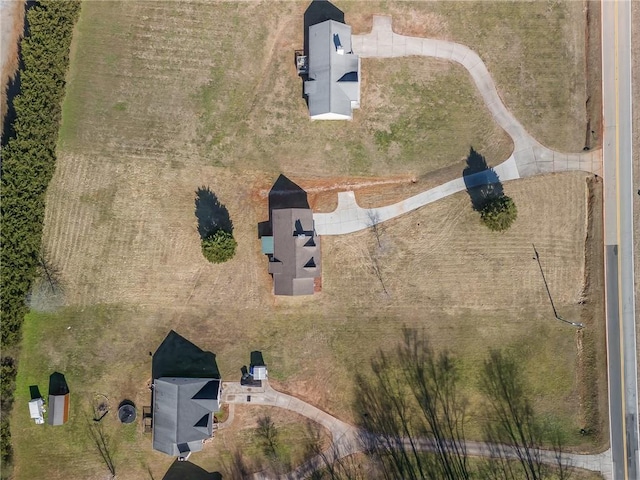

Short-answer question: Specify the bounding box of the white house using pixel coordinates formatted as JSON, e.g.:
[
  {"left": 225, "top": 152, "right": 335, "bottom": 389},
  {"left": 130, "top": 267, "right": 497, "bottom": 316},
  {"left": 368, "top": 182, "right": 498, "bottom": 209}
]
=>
[{"left": 304, "top": 20, "right": 361, "bottom": 120}]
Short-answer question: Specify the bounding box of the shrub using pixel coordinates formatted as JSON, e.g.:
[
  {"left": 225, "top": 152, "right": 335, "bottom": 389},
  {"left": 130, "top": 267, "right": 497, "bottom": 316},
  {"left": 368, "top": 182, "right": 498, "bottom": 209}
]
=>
[
  {"left": 480, "top": 195, "right": 518, "bottom": 232},
  {"left": 201, "top": 230, "right": 237, "bottom": 263}
]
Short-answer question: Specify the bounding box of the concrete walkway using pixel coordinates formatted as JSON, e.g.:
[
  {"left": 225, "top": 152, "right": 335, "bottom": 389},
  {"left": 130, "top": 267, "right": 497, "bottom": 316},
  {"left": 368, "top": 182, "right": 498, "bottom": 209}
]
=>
[
  {"left": 221, "top": 382, "right": 612, "bottom": 480},
  {"left": 314, "top": 16, "right": 602, "bottom": 235}
]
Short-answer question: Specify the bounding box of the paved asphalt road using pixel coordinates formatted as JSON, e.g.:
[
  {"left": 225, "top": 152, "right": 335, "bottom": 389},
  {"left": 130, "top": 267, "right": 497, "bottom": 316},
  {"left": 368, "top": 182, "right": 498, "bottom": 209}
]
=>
[{"left": 602, "top": 1, "right": 638, "bottom": 479}]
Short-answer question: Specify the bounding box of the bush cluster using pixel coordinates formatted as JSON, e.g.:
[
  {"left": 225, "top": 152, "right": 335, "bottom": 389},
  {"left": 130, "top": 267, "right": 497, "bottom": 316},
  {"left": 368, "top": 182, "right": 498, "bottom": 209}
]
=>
[{"left": 0, "top": 0, "right": 81, "bottom": 471}]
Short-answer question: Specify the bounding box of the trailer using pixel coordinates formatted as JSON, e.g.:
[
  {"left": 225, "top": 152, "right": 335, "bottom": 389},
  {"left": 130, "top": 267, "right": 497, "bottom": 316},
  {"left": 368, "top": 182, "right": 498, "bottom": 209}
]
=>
[{"left": 29, "top": 398, "right": 45, "bottom": 425}]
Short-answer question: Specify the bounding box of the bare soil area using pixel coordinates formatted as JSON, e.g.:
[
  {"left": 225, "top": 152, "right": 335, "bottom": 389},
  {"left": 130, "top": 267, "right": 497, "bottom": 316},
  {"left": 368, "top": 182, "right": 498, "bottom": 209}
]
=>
[{"left": 0, "top": 0, "right": 24, "bottom": 134}]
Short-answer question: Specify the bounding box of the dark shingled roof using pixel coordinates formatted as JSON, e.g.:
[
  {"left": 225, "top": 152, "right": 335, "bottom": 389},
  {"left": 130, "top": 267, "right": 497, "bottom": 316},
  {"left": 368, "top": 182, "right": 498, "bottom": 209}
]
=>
[
  {"left": 268, "top": 208, "right": 321, "bottom": 295},
  {"left": 152, "top": 378, "right": 221, "bottom": 457}
]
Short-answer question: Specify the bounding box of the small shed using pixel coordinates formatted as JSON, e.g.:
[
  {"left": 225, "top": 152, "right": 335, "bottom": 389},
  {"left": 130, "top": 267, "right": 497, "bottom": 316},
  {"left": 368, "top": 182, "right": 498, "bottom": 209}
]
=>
[
  {"left": 251, "top": 365, "right": 268, "bottom": 381},
  {"left": 29, "top": 398, "right": 45, "bottom": 425},
  {"left": 48, "top": 393, "right": 70, "bottom": 426}
]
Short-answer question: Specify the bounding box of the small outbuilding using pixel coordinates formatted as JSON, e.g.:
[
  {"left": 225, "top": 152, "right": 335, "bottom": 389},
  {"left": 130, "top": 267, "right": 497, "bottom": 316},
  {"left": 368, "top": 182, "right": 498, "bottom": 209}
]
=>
[
  {"left": 48, "top": 393, "right": 70, "bottom": 426},
  {"left": 28, "top": 398, "right": 45, "bottom": 425},
  {"left": 250, "top": 365, "right": 268, "bottom": 381}
]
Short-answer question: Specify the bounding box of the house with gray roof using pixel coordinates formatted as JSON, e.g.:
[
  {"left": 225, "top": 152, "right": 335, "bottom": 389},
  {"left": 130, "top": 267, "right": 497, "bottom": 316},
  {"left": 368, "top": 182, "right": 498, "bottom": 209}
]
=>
[
  {"left": 304, "top": 19, "right": 360, "bottom": 120},
  {"left": 152, "top": 377, "right": 221, "bottom": 460},
  {"left": 261, "top": 208, "right": 321, "bottom": 295}
]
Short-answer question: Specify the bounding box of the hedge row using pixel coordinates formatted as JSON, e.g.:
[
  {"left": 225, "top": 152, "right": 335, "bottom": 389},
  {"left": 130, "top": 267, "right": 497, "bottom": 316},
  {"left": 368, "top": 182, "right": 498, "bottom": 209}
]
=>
[
  {"left": 1, "top": 0, "right": 81, "bottom": 346},
  {"left": 0, "top": 0, "right": 81, "bottom": 471}
]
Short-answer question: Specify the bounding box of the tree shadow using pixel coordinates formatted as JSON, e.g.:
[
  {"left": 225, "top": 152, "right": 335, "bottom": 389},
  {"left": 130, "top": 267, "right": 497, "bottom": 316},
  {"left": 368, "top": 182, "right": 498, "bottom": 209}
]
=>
[
  {"left": 152, "top": 330, "right": 220, "bottom": 380},
  {"left": 48, "top": 372, "right": 69, "bottom": 396},
  {"left": 462, "top": 147, "right": 504, "bottom": 211},
  {"left": 162, "top": 459, "right": 222, "bottom": 480},
  {"left": 303, "top": 0, "right": 344, "bottom": 57},
  {"left": 258, "top": 175, "right": 310, "bottom": 238},
  {"left": 29, "top": 385, "right": 42, "bottom": 400},
  {"left": 195, "top": 187, "right": 232, "bottom": 240}
]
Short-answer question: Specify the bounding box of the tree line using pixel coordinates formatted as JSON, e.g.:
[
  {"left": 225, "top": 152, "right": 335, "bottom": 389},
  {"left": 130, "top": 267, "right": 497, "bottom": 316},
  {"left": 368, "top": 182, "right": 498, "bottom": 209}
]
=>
[{"left": 0, "top": 0, "right": 81, "bottom": 472}]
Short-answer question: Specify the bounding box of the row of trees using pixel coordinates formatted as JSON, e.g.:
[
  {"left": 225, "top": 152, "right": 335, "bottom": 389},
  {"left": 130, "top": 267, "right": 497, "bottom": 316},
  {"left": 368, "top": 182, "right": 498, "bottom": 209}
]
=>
[
  {"left": 0, "top": 0, "right": 82, "bottom": 471},
  {"left": 311, "top": 329, "right": 571, "bottom": 480},
  {"left": 1, "top": 0, "right": 81, "bottom": 344}
]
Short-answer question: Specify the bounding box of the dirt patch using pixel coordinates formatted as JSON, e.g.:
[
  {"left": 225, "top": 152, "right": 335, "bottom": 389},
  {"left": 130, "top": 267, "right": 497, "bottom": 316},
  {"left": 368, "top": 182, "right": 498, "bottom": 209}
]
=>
[
  {"left": 575, "top": 175, "right": 608, "bottom": 450},
  {"left": 0, "top": 0, "right": 25, "bottom": 135}
]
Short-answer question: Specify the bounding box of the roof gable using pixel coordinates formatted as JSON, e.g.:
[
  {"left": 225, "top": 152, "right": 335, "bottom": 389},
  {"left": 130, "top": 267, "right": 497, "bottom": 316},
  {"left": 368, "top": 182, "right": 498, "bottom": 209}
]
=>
[
  {"left": 152, "top": 378, "right": 221, "bottom": 457},
  {"left": 305, "top": 20, "right": 360, "bottom": 120},
  {"left": 270, "top": 208, "right": 321, "bottom": 295}
]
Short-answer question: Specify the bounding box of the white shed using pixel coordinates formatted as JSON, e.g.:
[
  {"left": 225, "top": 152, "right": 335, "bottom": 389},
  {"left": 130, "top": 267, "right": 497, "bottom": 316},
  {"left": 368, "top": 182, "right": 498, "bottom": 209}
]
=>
[
  {"left": 29, "top": 398, "right": 45, "bottom": 425},
  {"left": 251, "top": 365, "right": 268, "bottom": 381}
]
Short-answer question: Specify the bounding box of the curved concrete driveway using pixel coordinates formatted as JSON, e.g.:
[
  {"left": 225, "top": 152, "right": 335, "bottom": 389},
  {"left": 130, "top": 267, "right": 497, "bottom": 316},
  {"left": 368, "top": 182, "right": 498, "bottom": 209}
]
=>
[
  {"left": 314, "top": 16, "right": 602, "bottom": 235},
  {"left": 221, "top": 382, "right": 612, "bottom": 480}
]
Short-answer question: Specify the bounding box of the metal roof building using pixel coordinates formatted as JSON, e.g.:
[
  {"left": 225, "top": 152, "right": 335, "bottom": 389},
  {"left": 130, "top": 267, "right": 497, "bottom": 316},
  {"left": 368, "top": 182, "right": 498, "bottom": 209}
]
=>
[
  {"left": 304, "top": 19, "right": 361, "bottom": 120},
  {"left": 152, "top": 377, "right": 221, "bottom": 460},
  {"left": 48, "top": 393, "right": 69, "bottom": 426}
]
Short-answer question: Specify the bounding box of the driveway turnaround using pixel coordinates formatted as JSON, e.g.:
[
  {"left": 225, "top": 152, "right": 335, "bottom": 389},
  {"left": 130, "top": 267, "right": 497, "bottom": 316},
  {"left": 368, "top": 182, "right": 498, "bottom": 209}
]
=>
[
  {"left": 314, "top": 16, "right": 602, "bottom": 236},
  {"left": 221, "top": 382, "right": 613, "bottom": 480}
]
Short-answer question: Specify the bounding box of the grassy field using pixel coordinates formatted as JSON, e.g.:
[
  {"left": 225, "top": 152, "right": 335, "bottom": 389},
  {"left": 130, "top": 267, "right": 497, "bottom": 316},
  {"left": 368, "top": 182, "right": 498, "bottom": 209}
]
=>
[
  {"left": 342, "top": 0, "right": 598, "bottom": 154},
  {"left": 11, "top": 1, "right": 607, "bottom": 479}
]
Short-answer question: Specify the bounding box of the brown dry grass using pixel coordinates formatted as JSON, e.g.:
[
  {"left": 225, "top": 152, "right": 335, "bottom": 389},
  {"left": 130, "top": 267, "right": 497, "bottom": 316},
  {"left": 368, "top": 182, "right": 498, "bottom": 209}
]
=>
[
  {"left": 10, "top": 1, "right": 608, "bottom": 479},
  {"left": 342, "top": 0, "right": 595, "bottom": 153}
]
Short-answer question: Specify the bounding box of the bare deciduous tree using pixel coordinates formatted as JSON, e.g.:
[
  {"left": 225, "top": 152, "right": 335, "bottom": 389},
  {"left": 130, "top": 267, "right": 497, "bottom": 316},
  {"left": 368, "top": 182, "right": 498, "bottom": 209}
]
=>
[
  {"left": 366, "top": 210, "right": 382, "bottom": 248},
  {"left": 398, "top": 328, "right": 471, "bottom": 480}
]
